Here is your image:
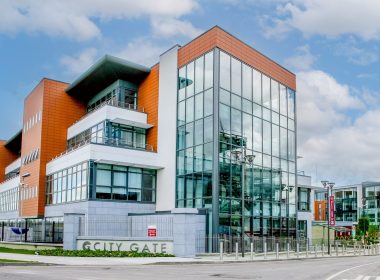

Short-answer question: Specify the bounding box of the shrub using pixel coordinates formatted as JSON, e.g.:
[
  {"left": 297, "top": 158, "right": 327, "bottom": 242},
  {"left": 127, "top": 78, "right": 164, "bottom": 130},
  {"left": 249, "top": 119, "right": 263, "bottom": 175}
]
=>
[{"left": 37, "top": 249, "right": 174, "bottom": 257}]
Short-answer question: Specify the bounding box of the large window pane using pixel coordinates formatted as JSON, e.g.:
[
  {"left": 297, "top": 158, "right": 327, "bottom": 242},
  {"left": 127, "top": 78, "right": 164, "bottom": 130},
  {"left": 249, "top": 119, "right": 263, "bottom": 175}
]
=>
[
  {"left": 272, "top": 124, "right": 280, "bottom": 157},
  {"left": 204, "top": 115, "right": 213, "bottom": 143},
  {"left": 220, "top": 51, "right": 230, "bottom": 91},
  {"left": 113, "top": 172, "right": 126, "bottom": 187},
  {"left": 194, "top": 119, "right": 203, "bottom": 146},
  {"left": 288, "top": 89, "right": 295, "bottom": 119},
  {"left": 253, "top": 117, "right": 262, "bottom": 152},
  {"left": 186, "top": 61, "right": 194, "bottom": 98},
  {"left": 263, "top": 121, "right": 271, "bottom": 154},
  {"left": 178, "top": 101, "right": 185, "bottom": 126},
  {"left": 252, "top": 69, "right": 262, "bottom": 104},
  {"left": 242, "top": 64, "right": 252, "bottom": 100},
  {"left": 128, "top": 172, "right": 142, "bottom": 189},
  {"left": 262, "top": 75, "right": 270, "bottom": 108},
  {"left": 204, "top": 51, "right": 214, "bottom": 89},
  {"left": 280, "top": 84, "right": 287, "bottom": 116},
  {"left": 280, "top": 127, "right": 287, "bottom": 160},
  {"left": 231, "top": 57, "right": 241, "bottom": 95},
  {"left": 195, "top": 56, "right": 204, "bottom": 94},
  {"left": 243, "top": 113, "right": 253, "bottom": 150},
  {"left": 186, "top": 97, "right": 194, "bottom": 123},
  {"left": 194, "top": 92, "right": 203, "bottom": 120},
  {"left": 271, "top": 80, "right": 279, "bottom": 112},
  {"left": 204, "top": 88, "right": 213, "bottom": 116},
  {"left": 185, "top": 122, "right": 194, "bottom": 148},
  {"left": 219, "top": 103, "right": 231, "bottom": 134},
  {"left": 96, "top": 169, "right": 111, "bottom": 186}
]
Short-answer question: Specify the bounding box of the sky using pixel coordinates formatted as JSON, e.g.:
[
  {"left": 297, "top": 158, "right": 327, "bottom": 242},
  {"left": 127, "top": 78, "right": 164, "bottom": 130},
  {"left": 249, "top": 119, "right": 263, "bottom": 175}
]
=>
[{"left": 0, "top": 0, "right": 380, "bottom": 186}]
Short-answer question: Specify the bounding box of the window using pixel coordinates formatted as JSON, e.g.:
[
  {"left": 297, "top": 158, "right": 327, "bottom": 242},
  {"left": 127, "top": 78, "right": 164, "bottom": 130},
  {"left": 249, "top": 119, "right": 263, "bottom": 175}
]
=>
[{"left": 298, "top": 188, "right": 310, "bottom": 211}]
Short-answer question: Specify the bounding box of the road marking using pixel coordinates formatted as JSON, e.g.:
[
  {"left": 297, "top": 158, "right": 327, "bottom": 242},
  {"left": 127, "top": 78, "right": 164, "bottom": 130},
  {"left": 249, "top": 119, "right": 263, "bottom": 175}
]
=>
[{"left": 326, "top": 262, "right": 380, "bottom": 280}]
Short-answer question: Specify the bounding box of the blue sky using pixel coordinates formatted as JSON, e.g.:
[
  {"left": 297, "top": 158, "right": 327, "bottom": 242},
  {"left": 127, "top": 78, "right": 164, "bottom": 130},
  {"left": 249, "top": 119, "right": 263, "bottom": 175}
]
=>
[{"left": 1, "top": 0, "right": 380, "bottom": 185}]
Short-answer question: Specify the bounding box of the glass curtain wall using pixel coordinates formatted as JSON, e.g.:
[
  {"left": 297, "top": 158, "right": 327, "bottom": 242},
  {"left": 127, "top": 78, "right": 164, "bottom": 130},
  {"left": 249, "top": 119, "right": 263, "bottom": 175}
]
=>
[
  {"left": 218, "top": 50, "right": 296, "bottom": 237},
  {"left": 176, "top": 51, "right": 214, "bottom": 210},
  {"left": 363, "top": 183, "right": 380, "bottom": 226},
  {"left": 176, "top": 49, "right": 296, "bottom": 238},
  {"left": 334, "top": 188, "right": 357, "bottom": 222}
]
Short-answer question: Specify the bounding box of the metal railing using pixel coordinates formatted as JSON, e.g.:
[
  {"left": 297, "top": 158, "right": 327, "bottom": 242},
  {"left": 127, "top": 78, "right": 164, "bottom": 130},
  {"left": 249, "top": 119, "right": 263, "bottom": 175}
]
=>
[{"left": 51, "top": 136, "right": 155, "bottom": 161}]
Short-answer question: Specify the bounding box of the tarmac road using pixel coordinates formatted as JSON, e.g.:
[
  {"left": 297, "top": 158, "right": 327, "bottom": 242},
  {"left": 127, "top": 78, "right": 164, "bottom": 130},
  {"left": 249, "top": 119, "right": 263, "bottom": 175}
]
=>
[{"left": 1, "top": 255, "right": 380, "bottom": 280}]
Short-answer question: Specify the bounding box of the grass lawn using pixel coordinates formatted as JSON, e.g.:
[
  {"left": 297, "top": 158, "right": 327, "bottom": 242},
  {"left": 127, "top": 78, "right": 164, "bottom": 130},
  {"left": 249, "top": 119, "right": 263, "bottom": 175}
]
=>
[
  {"left": 0, "top": 259, "right": 34, "bottom": 263},
  {"left": 0, "top": 247, "right": 36, "bottom": 255}
]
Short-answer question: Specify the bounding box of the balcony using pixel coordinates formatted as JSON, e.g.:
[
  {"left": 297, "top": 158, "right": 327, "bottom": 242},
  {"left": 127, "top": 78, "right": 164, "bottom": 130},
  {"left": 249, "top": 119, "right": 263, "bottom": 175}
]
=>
[
  {"left": 68, "top": 100, "right": 152, "bottom": 140},
  {"left": 47, "top": 137, "right": 162, "bottom": 175}
]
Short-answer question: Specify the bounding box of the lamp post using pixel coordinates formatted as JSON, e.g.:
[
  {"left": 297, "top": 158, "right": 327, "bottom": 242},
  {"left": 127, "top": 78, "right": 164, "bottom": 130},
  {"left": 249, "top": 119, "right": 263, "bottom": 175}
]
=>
[
  {"left": 231, "top": 149, "right": 255, "bottom": 258},
  {"left": 321, "top": 180, "right": 335, "bottom": 255}
]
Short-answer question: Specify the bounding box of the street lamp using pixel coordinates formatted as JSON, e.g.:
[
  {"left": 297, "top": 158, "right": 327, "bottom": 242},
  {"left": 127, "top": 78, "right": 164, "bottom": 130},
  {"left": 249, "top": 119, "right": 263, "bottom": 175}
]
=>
[
  {"left": 321, "top": 180, "right": 335, "bottom": 255},
  {"left": 231, "top": 148, "right": 255, "bottom": 258}
]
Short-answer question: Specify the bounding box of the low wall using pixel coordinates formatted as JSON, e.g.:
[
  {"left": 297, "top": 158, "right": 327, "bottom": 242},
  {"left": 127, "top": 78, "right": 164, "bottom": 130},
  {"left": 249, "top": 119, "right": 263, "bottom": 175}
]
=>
[{"left": 77, "top": 236, "right": 173, "bottom": 254}]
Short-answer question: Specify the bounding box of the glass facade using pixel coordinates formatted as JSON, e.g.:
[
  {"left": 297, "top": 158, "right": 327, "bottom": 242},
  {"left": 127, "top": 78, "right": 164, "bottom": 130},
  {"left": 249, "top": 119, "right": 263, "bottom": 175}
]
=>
[
  {"left": 176, "top": 51, "right": 214, "bottom": 210},
  {"left": 298, "top": 187, "right": 310, "bottom": 212},
  {"left": 46, "top": 162, "right": 156, "bottom": 205},
  {"left": 333, "top": 188, "right": 357, "bottom": 222},
  {"left": 67, "top": 121, "right": 148, "bottom": 151},
  {"left": 176, "top": 49, "right": 297, "bottom": 238},
  {"left": 363, "top": 183, "right": 380, "bottom": 225},
  {"left": 46, "top": 162, "right": 88, "bottom": 205},
  {"left": 92, "top": 163, "right": 156, "bottom": 202}
]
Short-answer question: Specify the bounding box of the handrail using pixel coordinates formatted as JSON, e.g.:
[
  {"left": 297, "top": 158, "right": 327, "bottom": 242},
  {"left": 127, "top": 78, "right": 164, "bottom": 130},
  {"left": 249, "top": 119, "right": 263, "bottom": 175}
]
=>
[
  {"left": 50, "top": 136, "right": 155, "bottom": 162},
  {"left": 72, "top": 99, "right": 145, "bottom": 126}
]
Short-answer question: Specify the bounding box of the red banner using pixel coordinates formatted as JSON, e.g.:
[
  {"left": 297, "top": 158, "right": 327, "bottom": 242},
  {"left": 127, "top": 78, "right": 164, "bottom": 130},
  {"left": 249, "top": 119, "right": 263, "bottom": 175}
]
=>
[{"left": 329, "top": 196, "right": 335, "bottom": 226}]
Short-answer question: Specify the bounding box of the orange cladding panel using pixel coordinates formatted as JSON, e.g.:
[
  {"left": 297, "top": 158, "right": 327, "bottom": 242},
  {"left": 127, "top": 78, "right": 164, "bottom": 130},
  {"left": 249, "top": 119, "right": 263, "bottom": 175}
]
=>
[
  {"left": 178, "top": 26, "right": 296, "bottom": 90},
  {"left": 19, "top": 79, "right": 86, "bottom": 217},
  {"left": 138, "top": 64, "right": 159, "bottom": 151},
  {"left": 0, "top": 141, "right": 18, "bottom": 183}
]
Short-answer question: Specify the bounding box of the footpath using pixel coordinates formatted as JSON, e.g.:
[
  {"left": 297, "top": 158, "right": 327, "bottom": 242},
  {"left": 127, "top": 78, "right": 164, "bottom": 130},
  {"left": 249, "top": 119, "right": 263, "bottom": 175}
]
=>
[{"left": 1, "top": 246, "right": 380, "bottom": 266}]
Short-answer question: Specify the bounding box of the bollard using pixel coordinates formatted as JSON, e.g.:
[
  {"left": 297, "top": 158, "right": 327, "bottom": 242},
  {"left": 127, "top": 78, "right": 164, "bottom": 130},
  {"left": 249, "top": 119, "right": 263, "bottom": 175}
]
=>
[
  {"left": 276, "top": 243, "right": 279, "bottom": 260},
  {"left": 354, "top": 244, "right": 356, "bottom": 256},
  {"left": 314, "top": 245, "right": 317, "bottom": 258},
  {"left": 235, "top": 242, "right": 239, "bottom": 260},
  {"left": 220, "top": 241, "right": 224, "bottom": 261},
  {"left": 322, "top": 244, "right": 325, "bottom": 256},
  {"left": 342, "top": 244, "right": 344, "bottom": 256},
  {"left": 250, "top": 242, "right": 254, "bottom": 260},
  {"left": 306, "top": 242, "right": 309, "bottom": 258},
  {"left": 336, "top": 244, "right": 338, "bottom": 257},
  {"left": 287, "top": 243, "right": 290, "bottom": 259},
  {"left": 264, "top": 242, "right": 267, "bottom": 260},
  {"left": 296, "top": 242, "right": 300, "bottom": 258},
  {"left": 330, "top": 244, "right": 333, "bottom": 256}
]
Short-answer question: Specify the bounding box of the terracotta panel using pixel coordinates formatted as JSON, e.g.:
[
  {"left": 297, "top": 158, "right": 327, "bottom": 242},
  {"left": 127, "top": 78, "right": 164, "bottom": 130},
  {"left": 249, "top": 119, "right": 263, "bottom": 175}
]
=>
[
  {"left": 0, "top": 141, "right": 18, "bottom": 183},
  {"left": 138, "top": 64, "right": 159, "bottom": 151},
  {"left": 178, "top": 26, "right": 296, "bottom": 90}
]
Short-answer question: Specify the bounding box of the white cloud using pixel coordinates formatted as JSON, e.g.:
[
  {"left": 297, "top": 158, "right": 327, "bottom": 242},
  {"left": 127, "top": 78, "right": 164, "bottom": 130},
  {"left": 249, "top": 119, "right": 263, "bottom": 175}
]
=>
[
  {"left": 151, "top": 17, "right": 203, "bottom": 38},
  {"left": 0, "top": 0, "right": 200, "bottom": 40},
  {"left": 60, "top": 37, "right": 168, "bottom": 76},
  {"left": 262, "top": 0, "right": 380, "bottom": 40},
  {"left": 60, "top": 48, "right": 99, "bottom": 76},
  {"left": 114, "top": 38, "right": 166, "bottom": 66},
  {"left": 284, "top": 45, "right": 316, "bottom": 71},
  {"left": 335, "top": 39, "right": 379, "bottom": 66},
  {"left": 297, "top": 69, "right": 380, "bottom": 185}
]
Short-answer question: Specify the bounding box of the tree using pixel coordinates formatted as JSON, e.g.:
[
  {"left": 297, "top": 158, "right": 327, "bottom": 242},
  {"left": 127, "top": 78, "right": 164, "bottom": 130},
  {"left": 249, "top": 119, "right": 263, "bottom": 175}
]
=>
[{"left": 357, "top": 216, "right": 370, "bottom": 236}]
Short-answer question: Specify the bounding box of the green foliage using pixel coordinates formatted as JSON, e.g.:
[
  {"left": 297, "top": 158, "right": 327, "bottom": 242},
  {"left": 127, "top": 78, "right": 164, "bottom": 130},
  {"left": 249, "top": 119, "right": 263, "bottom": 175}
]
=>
[
  {"left": 37, "top": 249, "right": 175, "bottom": 258},
  {"left": 357, "top": 217, "right": 370, "bottom": 235},
  {"left": 0, "top": 247, "right": 36, "bottom": 255},
  {"left": 0, "top": 246, "right": 175, "bottom": 258}
]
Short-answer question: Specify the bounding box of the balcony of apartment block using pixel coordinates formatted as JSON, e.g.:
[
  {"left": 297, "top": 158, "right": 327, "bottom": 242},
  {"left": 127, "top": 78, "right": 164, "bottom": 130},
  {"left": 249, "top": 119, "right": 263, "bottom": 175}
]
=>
[
  {"left": 68, "top": 99, "right": 152, "bottom": 140},
  {"left": 4, "top": 157, "right": 21, "bottom": 181},
  {"left": 47, "top": 131, "right": 162, "bottom": 176}
]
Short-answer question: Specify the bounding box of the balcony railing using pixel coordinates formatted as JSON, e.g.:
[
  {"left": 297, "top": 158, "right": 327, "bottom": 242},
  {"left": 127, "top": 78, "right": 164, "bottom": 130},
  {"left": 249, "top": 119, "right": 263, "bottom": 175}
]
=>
[
  {"left": 51, "top": 136, "right": 155, "bottom": 161},
  {"left": 73, "top": 99, "right": 145, "bottom": 126},
  {"left": 89, "top": 99, "right": 144, "bottom": 113}
]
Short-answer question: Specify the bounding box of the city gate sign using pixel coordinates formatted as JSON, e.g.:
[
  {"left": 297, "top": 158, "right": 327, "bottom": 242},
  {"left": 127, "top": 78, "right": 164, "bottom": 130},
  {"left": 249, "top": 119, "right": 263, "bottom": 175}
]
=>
[{"left": 77, "top": 239, "right": 173, "bottom": 254}]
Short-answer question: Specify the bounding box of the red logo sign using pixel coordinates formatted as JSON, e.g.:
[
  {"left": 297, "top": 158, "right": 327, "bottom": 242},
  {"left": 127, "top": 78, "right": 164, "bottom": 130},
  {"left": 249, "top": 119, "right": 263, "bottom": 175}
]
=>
[
  {"left": 148, "top": 226, "right": 157, "bottom": 237},
  {"left": 329, "top": 196, "right": 335, "bottom": 226}
]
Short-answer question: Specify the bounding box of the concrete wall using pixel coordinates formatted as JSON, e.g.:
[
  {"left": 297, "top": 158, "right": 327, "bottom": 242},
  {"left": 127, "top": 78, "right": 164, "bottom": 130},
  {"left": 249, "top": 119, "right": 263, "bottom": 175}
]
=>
[{"left": 156, "top": 46, "right": 179, "bottom": 211}]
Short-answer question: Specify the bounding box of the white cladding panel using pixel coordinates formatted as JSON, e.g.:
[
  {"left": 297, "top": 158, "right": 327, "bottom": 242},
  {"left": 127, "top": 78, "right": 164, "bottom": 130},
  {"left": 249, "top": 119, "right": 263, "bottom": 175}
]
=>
[
  {"left": 5, "top": 158, "right": 21, "bottom": 175},
  {"left": 46, "top": 144, "right": 163, "bottom": 175},
  {"left": 155, "top": 46, "right": 179, "bottom": 211},
  {"left": 67, "top": 105, "right": 149, "bottom": 139}
]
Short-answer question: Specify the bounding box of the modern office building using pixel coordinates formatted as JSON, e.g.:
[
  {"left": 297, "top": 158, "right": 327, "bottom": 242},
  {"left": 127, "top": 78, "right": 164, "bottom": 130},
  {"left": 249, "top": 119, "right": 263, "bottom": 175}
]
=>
[
  {"left": 297, "top": 173, "right": 315, "bottom": 241},
  {"left": 0, "top": 26, "right": 297, "bottom": 255}
]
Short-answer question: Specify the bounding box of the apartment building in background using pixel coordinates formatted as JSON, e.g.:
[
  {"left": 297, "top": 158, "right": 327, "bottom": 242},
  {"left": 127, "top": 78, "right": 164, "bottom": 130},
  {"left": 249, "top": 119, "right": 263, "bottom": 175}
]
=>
[{"left": 0, "top": 26, "right": 297, "bottom": 255}]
